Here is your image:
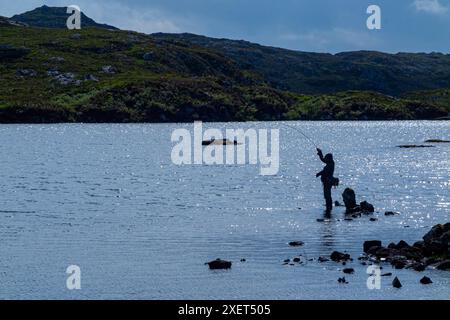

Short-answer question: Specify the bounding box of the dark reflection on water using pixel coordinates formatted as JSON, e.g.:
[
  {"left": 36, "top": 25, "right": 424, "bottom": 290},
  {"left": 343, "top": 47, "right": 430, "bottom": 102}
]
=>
[{"left": 0, "top": 121, "right": 449, "bottom": 299}]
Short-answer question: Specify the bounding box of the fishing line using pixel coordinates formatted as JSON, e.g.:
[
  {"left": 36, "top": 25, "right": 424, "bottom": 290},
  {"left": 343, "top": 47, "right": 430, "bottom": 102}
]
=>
[{"left": 280, "top": 123, "right": 319, "bottom": 149}]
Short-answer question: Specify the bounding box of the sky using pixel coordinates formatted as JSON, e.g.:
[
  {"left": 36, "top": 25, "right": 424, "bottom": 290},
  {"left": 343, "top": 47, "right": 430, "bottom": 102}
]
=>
[{"left": 1, "top": 0, "right": 449, "bottom": 53}]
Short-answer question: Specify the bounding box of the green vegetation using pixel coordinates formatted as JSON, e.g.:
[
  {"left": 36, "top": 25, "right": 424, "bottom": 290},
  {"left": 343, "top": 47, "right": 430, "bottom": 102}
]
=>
[{"left": 0, "top": 9, "right": 449, "bottom": 123}]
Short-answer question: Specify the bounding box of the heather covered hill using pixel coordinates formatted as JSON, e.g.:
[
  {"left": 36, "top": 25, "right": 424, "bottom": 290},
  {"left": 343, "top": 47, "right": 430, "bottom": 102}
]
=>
[
  {"left": 152, "top": 33, "right": 450, "bottom": 96},
  {"left": 0, "top": 7, "right": 449, "bottom": 123}
]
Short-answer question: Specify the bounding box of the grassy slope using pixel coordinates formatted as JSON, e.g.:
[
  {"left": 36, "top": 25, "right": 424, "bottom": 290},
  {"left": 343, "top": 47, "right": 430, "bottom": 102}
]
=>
[{"left": 0, "top": 25, "right": 449, "bottom": 123}]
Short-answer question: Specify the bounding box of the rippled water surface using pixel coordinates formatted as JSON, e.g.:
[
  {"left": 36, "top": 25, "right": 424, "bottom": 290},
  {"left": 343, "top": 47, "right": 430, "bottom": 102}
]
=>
[{"left": 0, "top": 121, "right": 449, "bottom": 299}]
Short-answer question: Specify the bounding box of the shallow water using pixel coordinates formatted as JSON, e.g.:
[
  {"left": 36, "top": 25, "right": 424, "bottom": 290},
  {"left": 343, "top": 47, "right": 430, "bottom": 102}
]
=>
[{"left": 0, "top": 121, "right": 449, "bottom": 300}]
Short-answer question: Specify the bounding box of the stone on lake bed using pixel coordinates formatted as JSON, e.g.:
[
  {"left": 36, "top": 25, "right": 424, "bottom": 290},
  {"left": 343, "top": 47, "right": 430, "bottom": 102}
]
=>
[{"left": 206, "top": 259, "right": 232, "bottom": 270}]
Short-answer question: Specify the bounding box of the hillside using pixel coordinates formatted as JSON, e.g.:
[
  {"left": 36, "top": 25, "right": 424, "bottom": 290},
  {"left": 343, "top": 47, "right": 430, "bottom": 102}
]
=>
[
  {"left": 0, "top": 6, "right": 449, "bottom": 123},
  {"left": 152, "top": 33, "right": 450, "bottom": 96}
]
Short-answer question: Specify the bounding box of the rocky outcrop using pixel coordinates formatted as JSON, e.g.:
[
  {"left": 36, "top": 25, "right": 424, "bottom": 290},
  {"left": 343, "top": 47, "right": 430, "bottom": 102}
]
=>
[{"left": 362, "top": 223, "right": 449, "bottom": 272}]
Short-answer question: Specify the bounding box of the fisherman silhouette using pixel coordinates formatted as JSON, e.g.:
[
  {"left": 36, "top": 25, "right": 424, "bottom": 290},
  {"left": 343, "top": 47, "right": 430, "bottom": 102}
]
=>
[{"left": 316, "top": 148, "right": 337, "bottom": 213}]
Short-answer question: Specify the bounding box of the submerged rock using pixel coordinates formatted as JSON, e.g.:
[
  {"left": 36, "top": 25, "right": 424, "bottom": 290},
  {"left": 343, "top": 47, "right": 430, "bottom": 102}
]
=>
[{"left": 206, "top": 259, "right": 232, "bottom": 270}]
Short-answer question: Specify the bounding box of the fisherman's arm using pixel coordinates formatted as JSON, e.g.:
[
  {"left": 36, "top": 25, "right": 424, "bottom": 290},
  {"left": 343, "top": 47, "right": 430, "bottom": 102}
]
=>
[{"left": 317, "top": 148, "right": 326, "bottom": 163}]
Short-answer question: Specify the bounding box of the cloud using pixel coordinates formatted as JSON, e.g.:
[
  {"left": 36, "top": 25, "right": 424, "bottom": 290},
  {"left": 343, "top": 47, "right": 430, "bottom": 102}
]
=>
[
  {"left": 413, "top": 0, "right": 449, "bottom": 15},
  {"left": 73, "top": 1, "right": 186, "bottom": 33}
]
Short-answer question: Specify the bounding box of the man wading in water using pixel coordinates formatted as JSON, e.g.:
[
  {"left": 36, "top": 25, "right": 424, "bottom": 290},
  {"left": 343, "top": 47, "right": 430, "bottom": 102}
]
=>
[{"left": 316, "top": 148, "right": 338, "bottom": 213}]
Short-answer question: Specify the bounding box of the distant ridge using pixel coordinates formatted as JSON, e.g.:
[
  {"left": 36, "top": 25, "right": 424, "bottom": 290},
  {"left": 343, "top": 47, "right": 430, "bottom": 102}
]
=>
[{"left": 10, "top": 5, "right": 118, "bottom": 30}]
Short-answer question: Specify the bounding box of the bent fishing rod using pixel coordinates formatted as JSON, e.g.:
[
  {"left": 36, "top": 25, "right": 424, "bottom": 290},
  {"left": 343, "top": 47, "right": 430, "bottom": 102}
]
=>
[{"left": 280, "top": 123, "right": 319, "bottom": 149}]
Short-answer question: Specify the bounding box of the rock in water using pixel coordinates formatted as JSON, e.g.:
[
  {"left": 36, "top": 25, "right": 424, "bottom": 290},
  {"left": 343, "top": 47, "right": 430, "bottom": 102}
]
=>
[
  {"left": 289, "top": 241, "right": 304, "bottom": 247},
  {"left": 331, "top": 251, "right": 351, "bottom": 262},
  {"left": 342, "top": 188, "right": 357, "bottom": 210},
  {"left": 338, "top": 277, "right": 348, "bottom": 284},
  {"left": 436, "top": 260, "right": 450, "bottom": 270},
  {"left": 360, "top": 201, "right": 375, "bottom": 213},
  {"left": 424, "top": 139, "right": 450, "bottom": 143},
  {"left": 392, "top": 277, "right": 402, "bottom": 288},
  {"left": 385, "top": 211, "right": 400, "bottom": 216},
  {"left": 343, "top": 268, "right": 355, "bottom": 274},
  {"left": 206, "top": 259, "right": 232, "bottom": 270},
  {"left": 364, "top": 240, "right": 382, "bottom": 253},
  {"left": 420, "top": 276, "right": 433, "bottom": 285}
]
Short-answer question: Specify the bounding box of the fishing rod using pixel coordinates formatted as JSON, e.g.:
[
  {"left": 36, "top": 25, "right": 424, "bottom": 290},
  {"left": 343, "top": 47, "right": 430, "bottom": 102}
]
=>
[{"left": 281, "top": 123, "right": 319, "bottom": 149}]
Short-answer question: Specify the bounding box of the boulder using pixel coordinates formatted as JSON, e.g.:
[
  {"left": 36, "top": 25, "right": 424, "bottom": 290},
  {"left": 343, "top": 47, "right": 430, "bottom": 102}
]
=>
[
  {"left": 395, "top": 240, "right": 410, "bottom": 250},
  {"left": 364, "top": 240, "right": 382, "bottom": 253},
  {"left": 318, "top": 257, "right": 329, "bottom": 263},
  {"left": 411, "top": 262, "right": 426, "bottom": 272},
  {"left": 342, "top": 188, "right": 357, "bottom": 210},
  {"left": 436, "top": 260, "right": 450, "bottom": 270},
  {"left": 206, "top": 259, "right": 232, "bottom": 270},
  {"left": 360, "top": 201, "right": 375, "bottom": 213},
  {"left": 293, "top": 258, "right": 301, "bottom": 263}
]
